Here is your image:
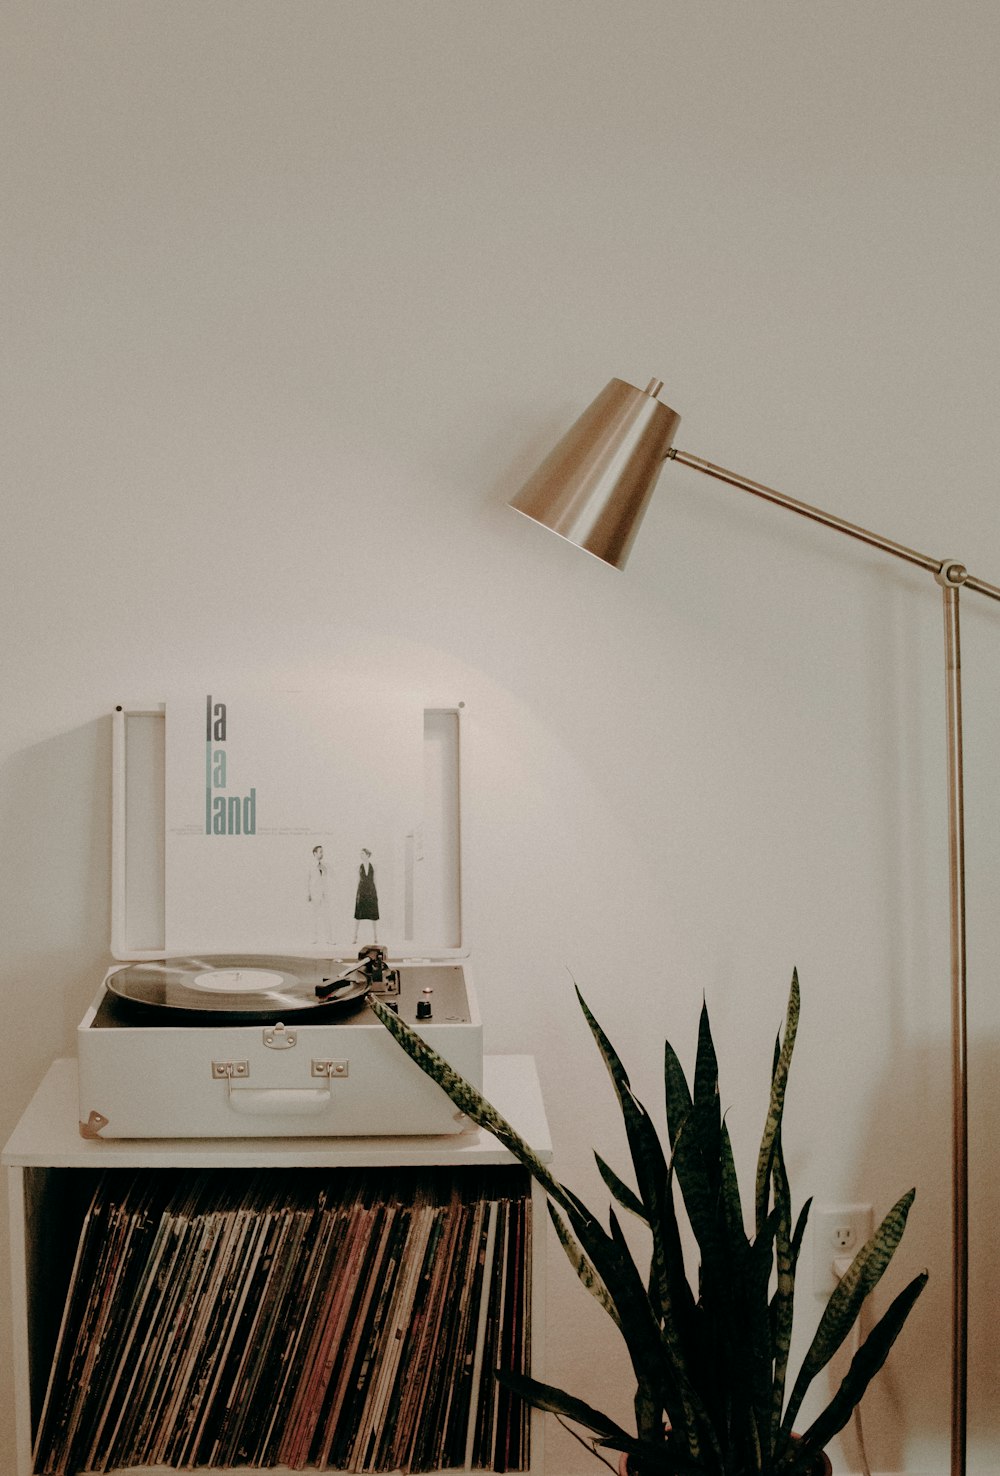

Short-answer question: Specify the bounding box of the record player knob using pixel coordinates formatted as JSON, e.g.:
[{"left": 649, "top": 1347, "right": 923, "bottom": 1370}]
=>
[{"left": 416, "top": 999, "right": 432, "bottom": 1021}]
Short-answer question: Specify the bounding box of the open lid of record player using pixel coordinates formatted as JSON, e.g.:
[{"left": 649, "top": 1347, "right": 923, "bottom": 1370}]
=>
[{"left": 111, "top": 695, "right": 466, "bottom": 965}]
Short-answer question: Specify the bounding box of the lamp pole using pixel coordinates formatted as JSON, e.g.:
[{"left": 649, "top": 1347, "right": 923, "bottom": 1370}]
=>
[{"left": 940, "top": 578, "right": 969, "bottom": 1476}]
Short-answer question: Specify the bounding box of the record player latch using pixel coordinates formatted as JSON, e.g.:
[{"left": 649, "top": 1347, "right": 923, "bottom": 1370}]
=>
[
  {"left": 211, "top": 1060, "right": 250, "bottom": 1080},
  {"left": 311, "top": 1059, "right": 349, "bottom": 1079}
]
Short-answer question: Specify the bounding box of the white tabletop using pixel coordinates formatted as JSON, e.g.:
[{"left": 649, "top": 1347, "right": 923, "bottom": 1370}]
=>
[{"left": 2, "top": 1054, "right": 553, "bottom": 1170}]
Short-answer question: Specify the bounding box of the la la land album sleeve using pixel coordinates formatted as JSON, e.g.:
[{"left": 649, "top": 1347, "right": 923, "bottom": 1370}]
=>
[{"left": 164, "top": 691, "right": 423, "bottom": 955}]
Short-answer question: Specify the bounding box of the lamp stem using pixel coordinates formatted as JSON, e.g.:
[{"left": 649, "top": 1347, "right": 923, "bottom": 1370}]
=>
[{"left": 941, "top": 583, "right": 969, "bottom": 1476}]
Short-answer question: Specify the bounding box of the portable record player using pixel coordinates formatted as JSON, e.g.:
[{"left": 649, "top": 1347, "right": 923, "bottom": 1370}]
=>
[{"left": 77, "top": 701, "right": 482, "bottom": 1138}]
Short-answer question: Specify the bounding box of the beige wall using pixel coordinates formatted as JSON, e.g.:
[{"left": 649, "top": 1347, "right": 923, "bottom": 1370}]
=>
[{"left": 3, "top": 4, "right": 999, "bottom": 1472}]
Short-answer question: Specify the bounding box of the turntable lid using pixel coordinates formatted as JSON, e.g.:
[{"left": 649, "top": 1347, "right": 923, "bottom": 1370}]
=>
[{"left": 111, "top": 703, "right": 466, "bottom": 963}]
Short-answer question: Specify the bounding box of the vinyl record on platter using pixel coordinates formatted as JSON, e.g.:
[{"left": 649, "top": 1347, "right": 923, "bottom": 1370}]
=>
[{"left": 106, "top": 955, "right": 370, "bottom": 1019}]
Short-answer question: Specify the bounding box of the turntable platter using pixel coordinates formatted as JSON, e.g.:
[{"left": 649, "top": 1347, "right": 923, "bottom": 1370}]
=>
[{"left": 106, "top": 955, "right": 370, "bottom": 1019}]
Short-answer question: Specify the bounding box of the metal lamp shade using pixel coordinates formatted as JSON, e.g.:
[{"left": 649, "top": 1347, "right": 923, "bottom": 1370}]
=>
[{"left": 509, "top": 377, "right": 681, "bottom": 569}]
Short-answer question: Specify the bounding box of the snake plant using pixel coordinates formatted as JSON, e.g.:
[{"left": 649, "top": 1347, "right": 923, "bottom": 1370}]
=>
[{"left": 369, "top": 971, "right": 926, "bottom": 1476}]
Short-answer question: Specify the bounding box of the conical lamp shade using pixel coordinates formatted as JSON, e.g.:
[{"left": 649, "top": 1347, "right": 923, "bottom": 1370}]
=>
[{"left": 509, "top": 378, "right": 681, "bottom": 569}]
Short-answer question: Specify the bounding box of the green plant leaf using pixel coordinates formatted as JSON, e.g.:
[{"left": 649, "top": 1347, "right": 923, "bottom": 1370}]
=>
[
  {"left": 755, "top": 971, "right": 799, "bottom": 1240},
  {"left": 719, "top": 1118, "right": 771, "bottom": 1469},
  {"left": 575, "top": 990, "right": 672, "bottom": 1310},
  {"left": 493, "top": 1368, "right": 634, "bottom": 1446},
  {"left": 718, "top": 1117, "right": 746, "bottom": 1250},
  {"left": 663, "top": 1023, "right": 740, "bottom": 1467},
  {"left": 547, "top": 1201, "right": 622, "bottom": 1327},
  {"left": 663, "top": 1039, "right": 692, "bottom": 1153},
  {"left": 369, "top": 994, "right": 683, "bottom": 1429},
  {"left": 780, "top": 1187, "right": 917, "bottom": 1439},
  {"left": 370, "top": 991, "right": 643, "bottom": 1328},
  {"left": 367, "top": 994, "right": 565, "bottom": 1200},
  {"left": 603, "top": 1205, "right": 691, "bottom": 1426},
  {"left": 572, "top": 999, "right": 717, "bottom": 1462},
  {"left": 789, "top": 1196, "right": 812, "bottom": 1266},
  {"left": 595, "top": 1153, "right": 647, "bottom": 1222},
  {"left": 664, "top": 1042, "right": 724, "bottom": 1281},
  {"left": 767, "top": 1126, "right": 796, "bottom": 1451},
  {"left": 576, "top": 987, "right": 699, "bottom": 1402},
  {"left": 692, "top": 999, "right": 722, "bottom": 1162},
  {"left": 779, "top": 1271, "right": 929, "bottom": 1472}
]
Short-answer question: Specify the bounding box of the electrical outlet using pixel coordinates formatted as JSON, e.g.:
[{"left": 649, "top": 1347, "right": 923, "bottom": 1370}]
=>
[{"left": 813, "top": 1203, "right": 873, "bottom": 1294}]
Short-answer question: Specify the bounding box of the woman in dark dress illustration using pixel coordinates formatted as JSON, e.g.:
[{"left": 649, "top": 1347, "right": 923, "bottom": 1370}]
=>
[{"left": 352, "top": 847, "right": 379, "bottom": 943}]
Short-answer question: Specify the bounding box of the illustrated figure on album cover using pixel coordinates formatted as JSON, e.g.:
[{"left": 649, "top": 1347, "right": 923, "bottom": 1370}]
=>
[
  {"left": 352, "top": 847, "right": 379, "bottom": 944},
  {"left": 307, "top": 844, "right": 334, "bottom": 945}
]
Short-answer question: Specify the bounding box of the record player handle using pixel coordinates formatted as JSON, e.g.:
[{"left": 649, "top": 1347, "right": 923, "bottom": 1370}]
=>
[{"left": 224, "top": 1081, "right": 333, "bottom": 1115}]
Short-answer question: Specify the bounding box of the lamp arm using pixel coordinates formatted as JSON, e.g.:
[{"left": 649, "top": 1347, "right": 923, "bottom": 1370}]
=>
[{"left": 667, "top": 447, "right": 1000, "bottom": 603}]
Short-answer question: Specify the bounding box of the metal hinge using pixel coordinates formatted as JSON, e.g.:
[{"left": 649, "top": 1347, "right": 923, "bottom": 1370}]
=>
[{"left": 263, "top": 1023, "right": 297, "bottom": 1049}]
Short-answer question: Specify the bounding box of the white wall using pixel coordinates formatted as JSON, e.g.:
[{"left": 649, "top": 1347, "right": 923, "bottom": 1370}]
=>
[{"left": 3, "top": 4, "right": 999, "bottom": 1473}]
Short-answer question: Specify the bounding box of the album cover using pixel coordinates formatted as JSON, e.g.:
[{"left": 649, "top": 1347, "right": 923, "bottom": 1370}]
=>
[{"left": 164, "top": 690, "right": 424, "bottom": 955}]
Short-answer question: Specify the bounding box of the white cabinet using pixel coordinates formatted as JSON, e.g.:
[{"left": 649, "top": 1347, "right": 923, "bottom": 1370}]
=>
[{"left": 4, "top": 1056, "right": 550, "bottom": 1476}]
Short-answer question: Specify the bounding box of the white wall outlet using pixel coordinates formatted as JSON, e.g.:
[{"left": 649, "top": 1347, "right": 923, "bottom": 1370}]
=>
[{"left": 813, "top": 1203, "right": 873, "bottom": 1294}]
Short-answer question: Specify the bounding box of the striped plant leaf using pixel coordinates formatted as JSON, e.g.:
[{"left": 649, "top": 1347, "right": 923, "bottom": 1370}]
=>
[
  {"left": 369, "top": 997, "right": 677, "bottom": 1435},
  {"left": 492, "top": 1368, "right": 635, "bottom": 1447},
  {"left": 595, "top": 1153, "right": 647, "bottom": 1222},
  {"left": 692, "top": 1000, "right": 722, "bottom": 1149},
  {"left": 755, "top": 972, "right": 799, "bottom": 1239},
  {"left": 559, "top": 1197, "right": 667, "bottom": 1373},
  {"left": 767, "top": 1189, "right": 812, "bottom": 1457},
  {"left": 719, "top": 1119, "right": 752, "bottom": 1357},
  {"left": 367, "top": 995, "right": 565, "bottom": 1202},
  {"left": 575, "top": 990, "right": 672, "bottom": 1306},
  {"left": 767, "top": 1125, "right": 794, "bottom": 1450},
  {"left": 779, "top": 1271, "right": 929, "bottom": 1472},
  {"left": 576, "top": 986, "right": 700, "bottom": 1379},
  {"left": 664, "top": 1044, "right": 725, "bottom": 1279},
  {"left": 663, "top": 1039, "right": 692, "bottom": 1153},
  {"left": 370, "top": 996, "right": 649, "bottom": 1356},
  {"left": 789, "top": 1195, "right": 812, "bottom": 1267},
  {"left": 547, "top": 1201, "right": 622, "bottom": 1326},
  {"left": 719, "top": 1121, "right": 772, "bottom": 1460},
  {"left": 602, "top": 1190, "right": 711, "bottom": 1457},
  {"left": 493, "top": 1370, "right": 696, "bottom": 1476},
  {"left": 780, "top": 1187, "right": 917, "bottom": 1439}
]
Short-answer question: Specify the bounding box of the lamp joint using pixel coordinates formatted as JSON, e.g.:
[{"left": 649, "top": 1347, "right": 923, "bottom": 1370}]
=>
[{"left": 936, "top": 560, "right": 969, "bottom": 589}]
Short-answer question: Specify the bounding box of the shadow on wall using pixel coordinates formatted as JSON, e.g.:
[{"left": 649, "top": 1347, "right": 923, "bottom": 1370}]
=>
[
  {"left": 0, "top": 716, "right": 114, "bottom": 1129},
  {"left": 0, "top": 717, "right": 115, "bottom": 1476}
]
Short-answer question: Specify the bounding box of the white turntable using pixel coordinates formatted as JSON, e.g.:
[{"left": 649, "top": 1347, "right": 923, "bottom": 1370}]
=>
[{"left": 77, "top": 702, "right": 482, "bottom": 1139}]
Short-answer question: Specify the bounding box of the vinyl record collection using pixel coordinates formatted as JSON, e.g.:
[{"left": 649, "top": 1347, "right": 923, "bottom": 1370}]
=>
[{"left": 33, "top": 1166, "right": 531, "bottom": 1475}]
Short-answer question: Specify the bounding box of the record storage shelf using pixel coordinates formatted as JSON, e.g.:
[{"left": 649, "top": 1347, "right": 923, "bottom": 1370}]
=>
[{"left": 3, "top": 1055, "right": 551, "bottom": 1476}]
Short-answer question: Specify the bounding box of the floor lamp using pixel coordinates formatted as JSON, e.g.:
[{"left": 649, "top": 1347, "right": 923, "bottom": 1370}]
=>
[{"left": 509, "top": 375, "right": 1000, "bottom": 1476}]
